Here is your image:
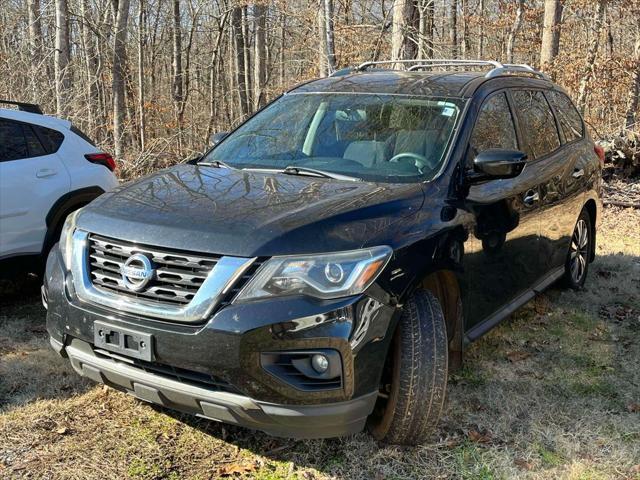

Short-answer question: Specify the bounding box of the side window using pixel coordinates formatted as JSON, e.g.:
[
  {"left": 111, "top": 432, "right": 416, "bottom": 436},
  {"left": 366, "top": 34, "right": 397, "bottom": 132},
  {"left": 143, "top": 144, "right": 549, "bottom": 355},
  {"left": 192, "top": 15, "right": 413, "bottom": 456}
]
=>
[
  {"left": 469, "top": 93, "right": 518, "bottom": 160},
  {"left": 23, "top": 124, "right": 47, "bottom": 157},
  {"left": 32, "top": 125, "right": 64, "bottom": 154},
  {"left": 512, "top": 90, "right": 561, "bottom": 159},
  {"left": 0, "top": 118, "right": 29, "bottom": 162},
  {"left": 546, "top": 90, "right": 584, "bottom": 143}
]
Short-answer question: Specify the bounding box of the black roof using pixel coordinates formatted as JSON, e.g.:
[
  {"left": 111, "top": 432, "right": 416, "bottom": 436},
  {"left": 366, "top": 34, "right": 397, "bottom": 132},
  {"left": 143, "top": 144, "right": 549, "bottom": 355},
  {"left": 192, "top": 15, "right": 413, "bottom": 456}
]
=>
[{"left": 290, "top": 70, "right": 554, "bottom": 99}]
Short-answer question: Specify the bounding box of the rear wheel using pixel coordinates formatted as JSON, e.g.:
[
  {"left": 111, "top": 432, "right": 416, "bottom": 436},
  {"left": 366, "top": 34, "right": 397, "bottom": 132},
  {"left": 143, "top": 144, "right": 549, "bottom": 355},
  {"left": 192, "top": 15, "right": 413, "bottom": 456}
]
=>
[
  {"left": 563, "top": 209, "right": 592, "bottom": 289},
  {"left": 367, "top": 289, "right": 448, "bottom": 445}
]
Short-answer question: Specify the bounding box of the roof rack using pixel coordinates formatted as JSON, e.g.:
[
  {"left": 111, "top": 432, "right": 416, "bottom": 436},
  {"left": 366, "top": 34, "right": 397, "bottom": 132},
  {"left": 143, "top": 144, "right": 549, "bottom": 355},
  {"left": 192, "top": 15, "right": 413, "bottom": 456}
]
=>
[
  {"left": 346, "top": 58, "right": 550, "bottom": 80},
  {"left": 0, "top": 100, "right": 43, "bottom": 114}
]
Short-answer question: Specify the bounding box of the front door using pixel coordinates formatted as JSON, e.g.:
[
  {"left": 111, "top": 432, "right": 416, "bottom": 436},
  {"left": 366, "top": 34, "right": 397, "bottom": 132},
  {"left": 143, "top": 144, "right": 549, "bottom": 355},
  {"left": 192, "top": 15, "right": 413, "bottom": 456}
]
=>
[{"left": 457, "top": 91, "right": 546, "bottom": 338}]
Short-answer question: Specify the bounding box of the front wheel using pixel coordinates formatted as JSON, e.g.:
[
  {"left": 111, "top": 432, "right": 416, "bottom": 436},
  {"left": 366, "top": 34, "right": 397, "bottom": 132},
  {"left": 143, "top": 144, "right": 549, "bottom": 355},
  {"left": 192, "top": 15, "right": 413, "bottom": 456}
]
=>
[
  {"left": 367, "top": 289, "right": 448, "bottom": 445},
  {"left": 563, "top": 209, "right": 592, "bottom": 289}
]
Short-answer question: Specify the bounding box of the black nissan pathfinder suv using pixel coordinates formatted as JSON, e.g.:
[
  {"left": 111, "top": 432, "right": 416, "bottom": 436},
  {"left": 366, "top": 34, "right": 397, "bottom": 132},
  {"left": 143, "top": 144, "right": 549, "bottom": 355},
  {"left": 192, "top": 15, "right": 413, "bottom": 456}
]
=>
[{"left": 44, "top": 60, "right": 603, "bottom": 445}]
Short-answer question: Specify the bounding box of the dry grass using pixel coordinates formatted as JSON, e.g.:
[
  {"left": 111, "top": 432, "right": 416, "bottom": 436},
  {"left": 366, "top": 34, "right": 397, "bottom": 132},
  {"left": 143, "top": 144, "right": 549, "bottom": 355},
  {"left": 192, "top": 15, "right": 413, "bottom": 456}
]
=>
[{"left": 1, "top": 207, "right": 639, "bottom": 480}]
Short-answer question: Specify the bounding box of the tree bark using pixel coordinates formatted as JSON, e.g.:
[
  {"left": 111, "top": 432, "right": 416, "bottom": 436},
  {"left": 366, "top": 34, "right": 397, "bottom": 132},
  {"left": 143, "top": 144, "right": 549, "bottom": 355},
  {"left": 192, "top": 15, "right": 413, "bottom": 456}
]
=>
[
  {"left": 506, "top": 0, "right": 524, "bottom": 63},
  {"left": 112, "top": 0, "right": 131, "bottom": 160},
  {"left": 172, "top": 0, "right": 184, "bottom": 152},
  {"left": 137, "top": 0, "right": 146, "bottom": 151},
  {"left": 540, "top": 0, "right": 563, "bottom": 69},
  {"left": 254, "top": 4, "right": 267, "bottom": 109},
  {"left": 54, "top": 0, "right": 71, "bottom": 116},
  {"left": 449, "top": 0, "right": 457, "bottom": 59},
  {"left": 418, "top": 0, "right": 434, "bottom": 59},
  {"left": 27, "top": 0, "right": 42, "bottom": 102},
  {"left": 80, "top": 0, "right": 100, "bottom": 135},
  {"left": 232, "top": 6, "right": 249, "bottom": 117},
  {"left": 324, "top": 0, "right": 337, "bottom": 73},
  {"left": 624, "top": 18, "right": 640, "bottom": 131},
  {"left": 391, "top": 0, "right": 418, "bottom": 63},
  {"left": 577, "top": 0, "right": 605, "bottom": 112},
  {"left": 478, "top": 0, "right": 484, "bottom": 58}
]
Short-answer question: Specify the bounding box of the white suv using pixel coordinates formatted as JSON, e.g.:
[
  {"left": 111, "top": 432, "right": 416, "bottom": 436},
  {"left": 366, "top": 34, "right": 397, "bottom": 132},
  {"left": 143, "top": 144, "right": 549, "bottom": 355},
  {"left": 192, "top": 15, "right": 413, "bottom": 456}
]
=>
[{"left": 0, "top": 101, "right": 118, "bottom": 275}]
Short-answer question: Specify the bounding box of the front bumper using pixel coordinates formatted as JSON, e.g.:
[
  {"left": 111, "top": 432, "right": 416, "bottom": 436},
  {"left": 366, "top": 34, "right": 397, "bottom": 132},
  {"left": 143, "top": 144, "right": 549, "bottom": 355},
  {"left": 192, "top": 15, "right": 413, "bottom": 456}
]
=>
[
  {"left": 52, "top": 336, "right": 376, "bottom": 438},
  {"left": 44, "top": 244, "right": 398, "bottom": 438}
]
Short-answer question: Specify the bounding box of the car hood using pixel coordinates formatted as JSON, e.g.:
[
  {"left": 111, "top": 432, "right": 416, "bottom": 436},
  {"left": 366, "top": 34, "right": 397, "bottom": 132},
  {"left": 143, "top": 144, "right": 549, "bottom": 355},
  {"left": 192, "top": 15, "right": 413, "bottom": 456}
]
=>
[{"left": 77, "top": 164, "right": 425, "bottom": 257}]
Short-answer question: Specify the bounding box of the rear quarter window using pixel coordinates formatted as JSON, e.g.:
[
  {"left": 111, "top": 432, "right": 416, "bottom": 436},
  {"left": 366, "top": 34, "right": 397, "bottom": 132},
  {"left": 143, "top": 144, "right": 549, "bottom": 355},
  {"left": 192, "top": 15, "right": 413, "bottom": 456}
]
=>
[
  {"left": 32, "top": 125, "right": 64, "bottom": 154},
  {"left": 546, "top": 90, "right": 584, "bottom": 143},
  {"left": 70, "top": 125, "right": 97, "bottom": 146},
  {"left": 512, "top": 90, "right": 561, "bottom": 159}
]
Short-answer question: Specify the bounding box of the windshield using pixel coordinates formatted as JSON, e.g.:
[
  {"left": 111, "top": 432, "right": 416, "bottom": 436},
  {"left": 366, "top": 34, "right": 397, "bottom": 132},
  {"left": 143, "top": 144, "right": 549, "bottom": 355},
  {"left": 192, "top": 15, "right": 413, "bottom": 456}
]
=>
[{"left": 203, "top": 93, "right": 462, "bottom": 183}]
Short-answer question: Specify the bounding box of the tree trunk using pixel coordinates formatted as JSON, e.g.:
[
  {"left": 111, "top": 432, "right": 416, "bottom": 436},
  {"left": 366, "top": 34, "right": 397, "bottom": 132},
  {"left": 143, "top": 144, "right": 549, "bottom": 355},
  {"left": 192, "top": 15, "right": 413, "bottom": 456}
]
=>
[
  {"left": 317, "top": 2, "right": 328, "bottom": 76},
  {"left": 27, "top": 0, "right": 42, "bottom": 102},
  {"left": 254, "top": 4, "right": 267, "bottom": 109},
  {"left": 624, "top": 19, "right": 640, "bottom": 131},
  {"left": 391, "top": 0, "right": 418, "bottom": 63},
  {"left": 242, "top": 7, "right": 252, "bottom": 110},
  {"left": 137, "top": 0, "right": 146, "bottom": 151},
  {"left": 577, "top": 0, "right": 606, "bottom": 112},
  {"left": 232, "top": 6, "right": 249, "bottom": 117},
  {"left": 80, "top": 0, "right": 100, "bottom": 135},
  {"left": 112, "top": 0, "right": 131, "bottom": 160},
  {"left": 506, "top": 0, "right": 524, "bottom": 63},
  {"left": 54, "top": 0, "right": 71, "bottom": 117},
  {"left": 449, "top": 0, "right": 457, "bottom": 59},
  {"left": 540, "top": 0, "right": 563, "bottom": 68},
  {"left": 172, "top": 0, "right": 183, "bottom": 153},
  {"left": 460, "top": 0, "right": 469, "bottom": 58},
  {"left": 324, "top": 0, "right": 337, "bottom": 73},
  {"left": 418, "top": 0, "right": 434, "bottom": 59},
  {"left": 478, "top": 0, "right": 484, "bottom": 58}
]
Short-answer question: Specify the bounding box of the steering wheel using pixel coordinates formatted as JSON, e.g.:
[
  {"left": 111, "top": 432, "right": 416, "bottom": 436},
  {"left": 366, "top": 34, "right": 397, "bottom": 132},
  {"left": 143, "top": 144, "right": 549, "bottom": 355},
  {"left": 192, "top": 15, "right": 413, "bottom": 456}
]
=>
[{"left": 388, "top": 152, "right": 435, "bottom": 173}]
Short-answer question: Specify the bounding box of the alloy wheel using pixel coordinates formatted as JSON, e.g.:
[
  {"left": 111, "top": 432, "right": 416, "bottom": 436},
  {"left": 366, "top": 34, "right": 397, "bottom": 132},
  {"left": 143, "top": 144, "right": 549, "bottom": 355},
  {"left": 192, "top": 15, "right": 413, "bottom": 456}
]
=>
[{"left": 570, "top": 219, "right": 589, "bottom": 284}]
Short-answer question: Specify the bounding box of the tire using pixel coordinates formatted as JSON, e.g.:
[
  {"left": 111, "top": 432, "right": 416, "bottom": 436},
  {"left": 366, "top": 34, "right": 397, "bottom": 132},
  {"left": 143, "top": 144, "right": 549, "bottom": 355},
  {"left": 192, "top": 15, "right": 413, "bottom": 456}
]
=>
[
  {"left": 563, "top": 208, "right": 592, "bottom": 289},
  {"left": 367, "top": 289, "right": 448, "bottom": 445}
]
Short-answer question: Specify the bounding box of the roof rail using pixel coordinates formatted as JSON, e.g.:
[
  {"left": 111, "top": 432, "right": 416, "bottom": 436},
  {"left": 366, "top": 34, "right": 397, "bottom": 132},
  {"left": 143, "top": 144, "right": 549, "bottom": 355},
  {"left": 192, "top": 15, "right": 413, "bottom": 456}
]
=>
[
  {"left": 0, "top": 100, "right": 43, "bottom": 114},
  {"left": 351, "top": 58, "right": 550, "bottom": 80}
]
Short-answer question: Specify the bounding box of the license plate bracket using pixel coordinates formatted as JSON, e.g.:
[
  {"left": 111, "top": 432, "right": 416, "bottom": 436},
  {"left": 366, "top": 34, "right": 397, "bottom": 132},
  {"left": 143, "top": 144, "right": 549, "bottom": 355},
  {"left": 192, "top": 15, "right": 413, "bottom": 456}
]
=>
[{"left": 94, "top": 321, "right": 154, "bottom": 361}]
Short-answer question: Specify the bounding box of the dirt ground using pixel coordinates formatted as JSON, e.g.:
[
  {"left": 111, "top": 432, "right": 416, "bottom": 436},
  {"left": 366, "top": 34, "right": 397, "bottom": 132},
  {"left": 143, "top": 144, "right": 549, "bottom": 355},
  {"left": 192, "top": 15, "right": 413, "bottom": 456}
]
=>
[{"left": 1, "top": 206, "right": 638, "bottom": 480}]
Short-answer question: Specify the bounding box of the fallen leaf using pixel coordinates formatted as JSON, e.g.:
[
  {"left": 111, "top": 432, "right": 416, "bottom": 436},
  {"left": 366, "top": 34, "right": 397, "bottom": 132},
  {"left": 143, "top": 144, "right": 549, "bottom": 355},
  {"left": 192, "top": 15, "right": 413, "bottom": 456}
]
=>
[
  {"left": 627, "top": 403, "right": 640, "bottom": 413},
  {"left": 56, "top": 427, "right": 68, "bottom": 435},
  {"left": 218, "top": 461, "right": 257, "bottom": 477},
  {"left": 468, "top": 428, "right": 492, "bottom": 443},
  {"left": 506, "top": 351, "right": 531, "bottom": 362},
  {"left": 514, "top": 458, "right": 533, "bottom": 470}
]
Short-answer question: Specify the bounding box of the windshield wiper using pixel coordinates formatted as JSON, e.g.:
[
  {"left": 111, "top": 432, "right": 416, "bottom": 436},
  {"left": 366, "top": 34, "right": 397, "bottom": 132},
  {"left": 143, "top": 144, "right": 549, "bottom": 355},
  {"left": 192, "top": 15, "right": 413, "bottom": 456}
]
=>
[
  {"left": 196, "top": 159, "right": 234, "bottom": 169},
  {"left": 282, "top": 166, "right": 361, "bottom": 182}
]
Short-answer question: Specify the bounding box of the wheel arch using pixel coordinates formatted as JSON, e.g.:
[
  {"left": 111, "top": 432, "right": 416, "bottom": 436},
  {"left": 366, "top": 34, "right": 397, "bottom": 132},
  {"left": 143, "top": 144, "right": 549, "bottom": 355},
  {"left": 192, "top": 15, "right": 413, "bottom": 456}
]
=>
[
  {"left": 583, "top": 198, "right": 597, "bottom": 262},
  {"left": 42, "top": 186, "right": 105, "bottom": 256}
]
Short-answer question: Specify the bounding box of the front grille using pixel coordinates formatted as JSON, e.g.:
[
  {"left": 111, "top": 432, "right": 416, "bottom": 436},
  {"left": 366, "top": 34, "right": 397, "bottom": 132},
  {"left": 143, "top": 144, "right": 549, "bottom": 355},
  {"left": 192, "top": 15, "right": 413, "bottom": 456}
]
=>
[{"left": 88, "top": 234, "right": 220, "bottom": 306}]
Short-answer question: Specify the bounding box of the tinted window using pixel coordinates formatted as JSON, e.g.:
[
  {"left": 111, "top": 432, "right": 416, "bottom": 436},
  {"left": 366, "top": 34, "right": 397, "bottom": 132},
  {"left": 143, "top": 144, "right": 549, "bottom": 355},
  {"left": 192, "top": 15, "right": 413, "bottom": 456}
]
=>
[
  {"left": 0, "top": 119, "right": 29, "bottom": 161},
  {"left": 470, "top": 93, "right": 518, "bottom": 157},
  {"left": 23, "top": 124, "right": 47, "bottom": 157},
  {"left": 546, "top": 91, "right": 584, "bottom": 142},
  {"left": 32, "top": 125, "right": 64, "bottom": 154},
  {"left": 512, "top": 90, "right": 561, "bottom": 159}
]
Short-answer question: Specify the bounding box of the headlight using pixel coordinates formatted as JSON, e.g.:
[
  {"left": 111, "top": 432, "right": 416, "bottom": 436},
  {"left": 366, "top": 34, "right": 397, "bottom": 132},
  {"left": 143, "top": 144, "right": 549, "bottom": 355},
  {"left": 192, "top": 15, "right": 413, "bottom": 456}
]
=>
[
  {"left": 59, "top": 209, "right": 80, "bottom": 270},
  {"left": 235, "top": 246, "right": 392, "bottom": 302}
]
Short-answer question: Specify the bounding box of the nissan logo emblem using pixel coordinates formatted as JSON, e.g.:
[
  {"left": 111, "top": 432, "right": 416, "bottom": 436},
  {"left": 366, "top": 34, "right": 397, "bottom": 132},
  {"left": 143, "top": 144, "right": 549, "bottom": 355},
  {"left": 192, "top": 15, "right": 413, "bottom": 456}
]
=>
[{"left": 120, "top": 253, "right": 155, "bottom": 291}]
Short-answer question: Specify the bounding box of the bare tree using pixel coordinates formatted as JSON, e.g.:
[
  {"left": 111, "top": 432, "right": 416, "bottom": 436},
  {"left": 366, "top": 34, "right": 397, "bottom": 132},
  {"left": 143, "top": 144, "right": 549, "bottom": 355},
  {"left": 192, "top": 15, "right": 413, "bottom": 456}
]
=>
[
  {"left": 324, "top": 0, "right": 337, "bottom": 73},
  {"left": 449, "top": 0, "right": 458, "bottom": 59},
  {"left": 392, "top": 0, "right": 418, "bottom": 63},
  {"left": 418, "top": 0, "right": 434, "bottom": 59},
  {"left": 624, "top": 16, "right": 640, "bottom": 130},
  {"left": 112, "top": 0, "right": 131, "bottom": 160},
  {"left": 540, "top": 0, "right": 563, "bottom": 69},
  {"left": 506, "top": 0, "right": 525, "bottom": 63},
  {"left": 54, "top": 0, "right": 71, "bottom": 116},
  {"left": 478, "top": 0, "right": 485, "bottom": 58},
  {"left": 27, "top": 0, "right": 42, "bottom": 102},
  {"left": 254, "top": 4, "right": 267, "bottom": 108},
  {"left": 137, "top": 0, "right": 146, "bottom": 151},
  {"left": 577, "top": 0, "right": 606, "bottom": 111},
  {"left": 232, "top": 6, "right": 249, "bottom": 117},
  {"left": 172, "top": 0, "right": 184, "bottom": 152}
]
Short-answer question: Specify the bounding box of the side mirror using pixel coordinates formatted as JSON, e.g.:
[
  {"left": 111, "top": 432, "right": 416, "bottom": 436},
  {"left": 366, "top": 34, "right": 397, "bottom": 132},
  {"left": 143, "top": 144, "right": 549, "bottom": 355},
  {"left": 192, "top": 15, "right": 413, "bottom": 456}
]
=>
[
  {"left": 470, "top": 149, "right": 527, "bottom": 182},
  {"left": 209, "top": 131, "right": 228, "bottom": 147}
]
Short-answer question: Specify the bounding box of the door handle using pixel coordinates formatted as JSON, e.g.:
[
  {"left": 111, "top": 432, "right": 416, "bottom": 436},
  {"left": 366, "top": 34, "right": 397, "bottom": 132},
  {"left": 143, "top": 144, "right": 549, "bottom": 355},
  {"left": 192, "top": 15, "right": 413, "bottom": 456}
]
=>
[
  {"left": 36, "top": 168, "right": 57, "bottom": 178},
  {"left": 572, "top": 168, "right": 585, "bottom": 179},
  {"left": 523, "top": 190, "right": 540, "bottom": 206}
]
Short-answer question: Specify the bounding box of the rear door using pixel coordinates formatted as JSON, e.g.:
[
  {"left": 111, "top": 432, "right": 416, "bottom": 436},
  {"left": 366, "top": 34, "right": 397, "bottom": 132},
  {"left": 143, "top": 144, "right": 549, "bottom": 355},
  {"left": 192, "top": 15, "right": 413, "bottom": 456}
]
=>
[
  {"left": 0, "top": 118, "right": 70, "bottom": 258},
  {"left": 460, "top": 91, "right": 546, "bottom": 336}
]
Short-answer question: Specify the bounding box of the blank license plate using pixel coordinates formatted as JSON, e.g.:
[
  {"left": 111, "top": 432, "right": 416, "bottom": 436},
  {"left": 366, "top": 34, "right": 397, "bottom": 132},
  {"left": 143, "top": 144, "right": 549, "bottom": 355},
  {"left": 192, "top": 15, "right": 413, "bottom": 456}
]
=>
[{"left": 94, "top": 321, "right": 154, "bottom": 361}]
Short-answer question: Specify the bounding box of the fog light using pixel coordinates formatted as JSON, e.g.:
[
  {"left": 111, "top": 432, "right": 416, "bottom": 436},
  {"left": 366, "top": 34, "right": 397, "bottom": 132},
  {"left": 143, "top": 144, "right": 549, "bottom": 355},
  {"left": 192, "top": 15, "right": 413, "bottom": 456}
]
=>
[{"left": 311, "top": 354, "right": 329, "bottom": 373}]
